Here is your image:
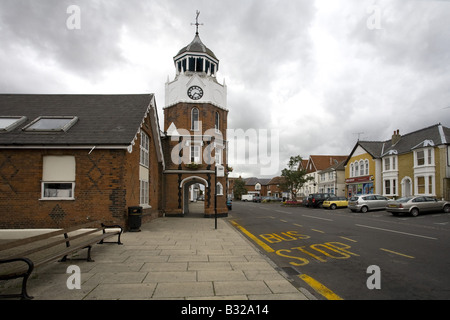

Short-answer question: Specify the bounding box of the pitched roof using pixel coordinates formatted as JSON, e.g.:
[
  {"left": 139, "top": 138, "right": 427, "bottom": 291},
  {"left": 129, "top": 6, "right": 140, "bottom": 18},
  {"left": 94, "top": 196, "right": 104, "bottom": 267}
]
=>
[
  {"left": 268, "top": 176, "right": 286, "bottom": 185},
  {"left": 345, "top": 123, "right": 450, "bottom": 164},
  {"left": 244, "top": 177, "right": 271, "bottom": 186},
  {"left": 382, "top": 124, "right": 450, "bottom": 156},
  {"left": 305, "top": 155, "right": 348, "bottom": 173},
  {"left": 0, "top": 94, "right": 157, "bottom": 147}
]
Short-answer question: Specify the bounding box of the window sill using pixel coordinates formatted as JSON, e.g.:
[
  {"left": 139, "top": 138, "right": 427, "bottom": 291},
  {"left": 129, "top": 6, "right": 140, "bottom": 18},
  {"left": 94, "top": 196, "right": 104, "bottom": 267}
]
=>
[{"left": 39, "top": 198, "right": 75, "bottom": 201}]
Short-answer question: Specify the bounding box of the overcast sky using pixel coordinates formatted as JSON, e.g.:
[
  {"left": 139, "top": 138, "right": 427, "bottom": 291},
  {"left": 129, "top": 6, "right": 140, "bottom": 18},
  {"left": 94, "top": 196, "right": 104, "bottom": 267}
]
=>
[{"left": 1, "top": 0, "right": 449, "bottom": 178}]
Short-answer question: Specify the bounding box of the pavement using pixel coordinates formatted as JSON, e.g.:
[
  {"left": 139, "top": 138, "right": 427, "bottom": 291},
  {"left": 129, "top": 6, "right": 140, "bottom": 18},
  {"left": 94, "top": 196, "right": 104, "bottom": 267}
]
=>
[{"left": 0, "top": 202, "right": 312, "bottom": 300}]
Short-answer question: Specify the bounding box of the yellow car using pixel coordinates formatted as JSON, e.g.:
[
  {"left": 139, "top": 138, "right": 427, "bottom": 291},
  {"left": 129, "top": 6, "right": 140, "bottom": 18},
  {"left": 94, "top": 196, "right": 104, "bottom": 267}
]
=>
[{"left": 322, "top": 196, "right": 348, "bottom": 210}]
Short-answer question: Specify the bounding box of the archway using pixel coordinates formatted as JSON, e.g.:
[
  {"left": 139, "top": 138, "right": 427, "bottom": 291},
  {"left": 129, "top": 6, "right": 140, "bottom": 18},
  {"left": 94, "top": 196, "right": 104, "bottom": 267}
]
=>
[
  {"left": 401, "top": 177, "right": 412, "bottom": 197},
  {"left": 180, "top": 176, "right": 209, "bottom": 217}
]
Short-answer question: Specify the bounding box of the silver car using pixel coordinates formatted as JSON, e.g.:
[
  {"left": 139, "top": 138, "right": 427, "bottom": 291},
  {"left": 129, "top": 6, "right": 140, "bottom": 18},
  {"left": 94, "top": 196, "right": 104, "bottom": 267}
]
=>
[
  {"left": 386, "top": 196, "right": 450, "bottom": 217},
  {"left": 348, "top": 194, "right": 389, "bottom": 213}
]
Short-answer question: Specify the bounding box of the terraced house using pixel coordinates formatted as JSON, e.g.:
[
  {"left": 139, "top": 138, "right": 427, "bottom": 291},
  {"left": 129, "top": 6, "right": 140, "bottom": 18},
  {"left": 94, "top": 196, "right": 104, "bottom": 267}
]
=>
[{"left": 344, "top": 124, "right": 450, "bottom": 200}]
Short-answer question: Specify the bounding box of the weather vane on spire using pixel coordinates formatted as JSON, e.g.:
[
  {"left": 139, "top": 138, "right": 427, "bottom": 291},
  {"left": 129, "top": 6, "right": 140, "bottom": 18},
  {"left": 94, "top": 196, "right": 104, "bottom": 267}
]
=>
[{"left": 191, "top": 10, "right": 203, "bottom": 35}]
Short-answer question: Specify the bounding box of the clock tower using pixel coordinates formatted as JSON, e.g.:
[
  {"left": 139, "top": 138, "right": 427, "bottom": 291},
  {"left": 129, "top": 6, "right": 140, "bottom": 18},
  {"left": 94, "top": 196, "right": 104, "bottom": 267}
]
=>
[{"left": 162, "top": 12, "right": 229, "bottom": 218}]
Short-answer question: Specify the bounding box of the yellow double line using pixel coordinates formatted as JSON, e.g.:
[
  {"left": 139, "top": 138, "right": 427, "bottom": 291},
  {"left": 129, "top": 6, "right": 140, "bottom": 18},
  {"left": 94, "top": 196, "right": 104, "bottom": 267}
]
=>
[{"left": 230, "top": 220, "right": 343, "bottom": 300}]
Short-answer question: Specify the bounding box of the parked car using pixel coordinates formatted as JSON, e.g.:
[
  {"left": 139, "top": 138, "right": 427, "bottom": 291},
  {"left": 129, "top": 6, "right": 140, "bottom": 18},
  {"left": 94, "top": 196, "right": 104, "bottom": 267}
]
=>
[
  {"left": 348, "top": 194, "right": 389, "bottom": 213},
  {"left": 241, "top": 194, "right": 253, "bottom": 202},
  {"left": 323, "top": 196, "right": 348, "bottom": 210},
  {"left": 262, "top": 196, "right": 283, "bottom": 202},
  {"left": 303, "top": 195, "right": 312, "bottom": 207},
  {"left": 253, "top": 195, "right": 262, "bottom": 203},
  {"left": 227, "top": 198, "right": 232, "bottom": 210},
  {"left": 386, "top": 196, "right": 450, "bottom": 217},
  {"left": 308, "top": 193, "right": 334, "bottom": 208}
]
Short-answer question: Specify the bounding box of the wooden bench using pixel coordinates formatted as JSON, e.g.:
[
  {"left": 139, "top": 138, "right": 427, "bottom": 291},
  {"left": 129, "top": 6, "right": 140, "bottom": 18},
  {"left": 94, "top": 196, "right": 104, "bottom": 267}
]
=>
[{"left": 0, "top": 220, "right": 123, "bottom": 300}]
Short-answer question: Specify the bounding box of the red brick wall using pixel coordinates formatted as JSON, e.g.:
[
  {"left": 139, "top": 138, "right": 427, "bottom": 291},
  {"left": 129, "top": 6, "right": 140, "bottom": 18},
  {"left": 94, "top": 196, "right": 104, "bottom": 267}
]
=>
[{"left": 0, "top": 116, "right": 162, "bottom": 229}]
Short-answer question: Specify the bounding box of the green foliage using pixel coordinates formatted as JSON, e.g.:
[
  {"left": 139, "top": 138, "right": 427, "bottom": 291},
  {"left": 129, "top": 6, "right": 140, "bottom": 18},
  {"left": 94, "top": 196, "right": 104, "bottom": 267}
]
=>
[
  {"left": 233, "top": 177, "right": 247, "bottom": 200},
  {"left": 280, "top": 155, "right": 313, "bottom": 200}
]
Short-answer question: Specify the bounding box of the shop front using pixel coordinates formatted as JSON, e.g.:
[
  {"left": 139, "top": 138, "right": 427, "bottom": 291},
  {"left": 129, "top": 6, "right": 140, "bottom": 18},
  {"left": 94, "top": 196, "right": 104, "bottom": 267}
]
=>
[{"left": 345, "top": 175, "right": 374, "bottom": 198}]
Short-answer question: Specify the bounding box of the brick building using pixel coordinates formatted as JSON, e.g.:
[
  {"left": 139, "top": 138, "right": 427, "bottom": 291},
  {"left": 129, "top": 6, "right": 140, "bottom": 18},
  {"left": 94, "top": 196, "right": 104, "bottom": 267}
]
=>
[
  {"left": 0, "top": 21, "right": 231, "bottom": 228},
  {"left": 161, "top": 28, "right": 229, "bottom": 217},
  {"left": 0, "top": 94, "right": 164, "bottom": 228}
]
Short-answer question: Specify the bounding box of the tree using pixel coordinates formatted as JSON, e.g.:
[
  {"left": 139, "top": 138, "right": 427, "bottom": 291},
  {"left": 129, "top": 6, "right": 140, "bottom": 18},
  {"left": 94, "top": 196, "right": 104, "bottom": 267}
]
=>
[
  {"left": 280, "top": 155, "right": 313, "bottom": 200},
  {"left": 232, "top": 177, "right": 247, "bottom": 200}
]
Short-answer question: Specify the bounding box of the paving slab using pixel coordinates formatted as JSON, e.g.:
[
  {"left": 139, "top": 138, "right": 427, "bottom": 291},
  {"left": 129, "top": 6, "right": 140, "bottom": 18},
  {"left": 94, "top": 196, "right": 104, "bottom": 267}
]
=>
[{"left": 0, "top": 215, "right": 311, "bottom": 300}]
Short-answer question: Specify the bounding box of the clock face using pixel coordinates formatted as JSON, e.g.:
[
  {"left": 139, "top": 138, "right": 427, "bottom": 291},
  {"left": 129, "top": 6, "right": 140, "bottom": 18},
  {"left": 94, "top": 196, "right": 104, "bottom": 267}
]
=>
[{"left": 187, "top": 86, "right": 203, "bottom": 100}]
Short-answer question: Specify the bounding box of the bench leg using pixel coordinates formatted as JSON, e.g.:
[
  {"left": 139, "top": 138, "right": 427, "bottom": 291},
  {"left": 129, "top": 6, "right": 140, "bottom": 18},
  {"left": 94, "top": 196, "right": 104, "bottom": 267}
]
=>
[
  {"left": 58, "top": 245, "right": 94, "bottom": 262},
  {"left": 20, "top": 273, "right": 34, "bottom": 300},
  {"left": 0, "top": 258, "right": 34, "bottom": 300}
]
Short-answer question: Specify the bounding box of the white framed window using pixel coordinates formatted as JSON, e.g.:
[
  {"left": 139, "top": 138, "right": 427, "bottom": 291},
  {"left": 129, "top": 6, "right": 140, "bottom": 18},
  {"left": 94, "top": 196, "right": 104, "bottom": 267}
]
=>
[
  {"left": 41, "top": 156, "right": 75, "bottom": 200},
  {"left": 190, "top": 145, "right": 201, "bottom": 163},
  {"left": 140, "top": 131, "right": 149, "bottom": 167},
  {"left": 215, "top": 111, "right": 220, "bottom": 133},
  {"left": 140, "top": 179, "right": 149, "bottom": 205},
  {"left": 191, "top": 108, "right": 199, "bottom": 131},
  {"left": 383, "top": 178, "right": 397, "bottom": 196},
  {"left": 215, "top": 148, "right": 222, "bottom": 165},
  {"left": 415, "top": 174, "right": 435, "bottom": 196},
  {"left": 414, "top": 148, "right": 434, "bottom": 167},
  {"left": 365, "top": 160, "right": 369, "bottom": 175},
  {"left": 216, "top": 182, "right": 223, "bottom": 195}
]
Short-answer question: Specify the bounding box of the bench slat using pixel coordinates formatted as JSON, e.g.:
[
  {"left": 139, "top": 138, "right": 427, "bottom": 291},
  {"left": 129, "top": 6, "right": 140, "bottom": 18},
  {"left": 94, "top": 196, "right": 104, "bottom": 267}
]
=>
[{"left": 0, "top": 220, "right": 101, "bottom": 252}]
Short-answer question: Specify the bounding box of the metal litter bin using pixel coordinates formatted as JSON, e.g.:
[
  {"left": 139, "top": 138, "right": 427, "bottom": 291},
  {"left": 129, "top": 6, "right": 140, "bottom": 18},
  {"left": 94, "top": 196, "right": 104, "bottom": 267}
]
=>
[{"left": 128, "top": 206, "right": 142, "bottom": 232}]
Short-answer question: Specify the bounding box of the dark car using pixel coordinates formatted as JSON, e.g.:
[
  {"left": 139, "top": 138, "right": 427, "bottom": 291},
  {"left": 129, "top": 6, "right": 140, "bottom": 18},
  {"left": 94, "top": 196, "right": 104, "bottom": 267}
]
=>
[
  {"left": 253, "top": 195, "right": 262, "bottom": 203},
  {"left": 227, "top": 198, "right": 232, "bottom": 210},
  {"left": 308, "top": 193, "right": 334, "bottom": 208}
]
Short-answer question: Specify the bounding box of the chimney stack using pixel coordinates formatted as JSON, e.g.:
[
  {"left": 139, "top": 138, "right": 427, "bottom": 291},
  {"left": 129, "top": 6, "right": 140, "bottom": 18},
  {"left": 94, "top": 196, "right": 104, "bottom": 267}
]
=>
[{"left": 392, "top": 129, "right": 401, "bottom": 145}]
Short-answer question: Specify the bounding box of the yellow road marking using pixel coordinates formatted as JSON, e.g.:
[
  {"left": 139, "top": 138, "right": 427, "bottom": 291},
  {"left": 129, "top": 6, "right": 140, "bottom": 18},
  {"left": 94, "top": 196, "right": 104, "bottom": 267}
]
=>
[
  {"left": 230, "top": 220, "right": 274, "bottom": 253},
  {"left": 299, "top": 274, "right": 343, "bottom": 300},
  {"left": 339, "top": 236, "right": 357, "bottom": 242},
  {"left": 380, "top": 248, "right": 414, "bottom": 259}
]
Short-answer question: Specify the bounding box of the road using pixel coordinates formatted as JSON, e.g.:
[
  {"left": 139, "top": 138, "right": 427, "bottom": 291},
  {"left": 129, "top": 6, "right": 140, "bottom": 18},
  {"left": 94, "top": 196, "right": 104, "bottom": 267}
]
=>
[{"left": 228, "top": 200, "right": 450, "bottom": 300}]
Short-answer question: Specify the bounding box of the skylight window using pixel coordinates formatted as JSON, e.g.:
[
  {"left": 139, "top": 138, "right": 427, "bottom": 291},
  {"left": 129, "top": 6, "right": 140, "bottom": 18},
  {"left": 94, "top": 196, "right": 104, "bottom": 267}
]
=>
[
  {"left": 23, "top": 116, "right": 78, "bottom": 132},
  {"left": 0, "top": 116, "right": 27, "bottom": 132}
]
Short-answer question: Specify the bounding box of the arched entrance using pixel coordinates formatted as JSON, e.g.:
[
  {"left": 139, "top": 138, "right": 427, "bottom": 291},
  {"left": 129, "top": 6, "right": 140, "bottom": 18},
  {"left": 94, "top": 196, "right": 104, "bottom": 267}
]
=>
[
  {"left": 402, "top": 177, "right": 412, "bottom": 197},
  {"left": 180, "top": 176, "right": 209, "bottom": 217}
]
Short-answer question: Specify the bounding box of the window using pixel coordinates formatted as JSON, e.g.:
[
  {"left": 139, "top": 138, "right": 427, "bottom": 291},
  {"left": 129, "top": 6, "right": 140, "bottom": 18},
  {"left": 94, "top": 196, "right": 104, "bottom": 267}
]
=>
[
  {"left": 384, "top": 157, "right": 390, "bottom": 171},
  {"left": 359, "top": 160, "right": 364, "bottom": 176},
  {"left": 190, "top": 145, "right": 201, "bottom": 163},
  {"left": 191, "top": 108, "right": 199, "bottom": 131},
  {"left": 384, "top": 179, "right": 397, "bottom": 196},
  {"left": 216, "top": 182, "right": 223, "bottom": 195},
  {"left": 415, "top": 148, "right": 434, "bottom": 167},
  {"left": 417, "top": 176, "right": 425, "bottom": 194},
  {"left": 215, "top": 112, "right": 220, "bottom": 132},
  {"left": 41, "top": 156, "right": 75, "bottom": 200},
  {"left": 355, "top": 162, "right": 359, "bottom": 176},
  {"left": 0, "top": 116, "right": 27, "bottom": 132},
  {"left": 140, "top": 180, "right": 149, "bottom": 205},
  {"left": 350, "top": 163, "right": 354, "bottom": 177},
  {"left": 140, "top": 132, "right": 149, "bottom": 167},
  {"left": 365, "top": 160, "right": 369, "bottom": 175},
  {"left": 215, "top": 148, "right": 222, "bottom": 165},
  {"left": 24, "top": 116, "right": 78, "bottom": 132}
]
